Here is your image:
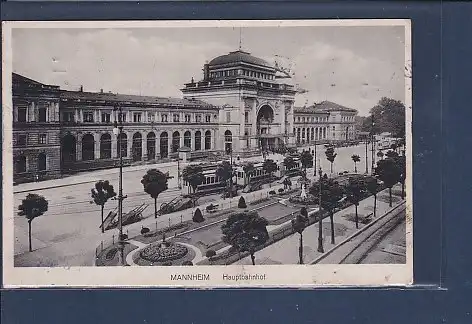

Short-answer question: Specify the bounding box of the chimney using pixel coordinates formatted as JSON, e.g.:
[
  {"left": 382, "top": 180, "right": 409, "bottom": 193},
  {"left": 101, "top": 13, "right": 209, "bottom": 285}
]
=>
[
  {"left": 79, "top": 85, "right": 83, "bottom": 92},
  {"left": 203, "top": 63, "right": 210, "bottom": 81},
  {"left": 100, "top": 89, "right": 104, "bottom": 93}
]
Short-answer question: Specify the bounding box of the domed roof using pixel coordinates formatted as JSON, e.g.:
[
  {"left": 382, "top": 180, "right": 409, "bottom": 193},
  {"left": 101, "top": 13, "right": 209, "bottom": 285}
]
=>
[{"left": 209, "top": 50, "right": 273, "bottom": 68}]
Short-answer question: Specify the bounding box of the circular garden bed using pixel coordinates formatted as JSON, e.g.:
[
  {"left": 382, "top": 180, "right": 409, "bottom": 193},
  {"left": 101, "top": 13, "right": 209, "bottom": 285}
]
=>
[{"left": 134, "top": 241, "right": 196, "bottom": 266}]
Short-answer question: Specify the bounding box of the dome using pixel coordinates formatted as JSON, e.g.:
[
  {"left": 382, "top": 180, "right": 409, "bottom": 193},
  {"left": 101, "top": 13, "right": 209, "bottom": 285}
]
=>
[{"left": 208, "top": 50, "right": 273, "bottom": 68}]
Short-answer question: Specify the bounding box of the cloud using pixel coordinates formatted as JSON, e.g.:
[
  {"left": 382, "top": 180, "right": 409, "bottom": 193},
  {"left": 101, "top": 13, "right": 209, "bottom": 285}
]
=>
[{"left": 13, "top": 27, "right": 404, "bottom": 116}]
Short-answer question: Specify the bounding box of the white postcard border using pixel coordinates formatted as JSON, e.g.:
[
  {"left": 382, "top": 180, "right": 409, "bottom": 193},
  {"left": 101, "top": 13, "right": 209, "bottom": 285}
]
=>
[{"left": 2, "top": 19, "right": 413, "bottom": 288}]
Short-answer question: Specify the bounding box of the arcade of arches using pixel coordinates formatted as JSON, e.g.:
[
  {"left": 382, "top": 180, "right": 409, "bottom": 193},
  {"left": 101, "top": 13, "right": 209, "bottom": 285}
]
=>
[{"left": 61, "top": 129, "right": 216, "bottom": 163}]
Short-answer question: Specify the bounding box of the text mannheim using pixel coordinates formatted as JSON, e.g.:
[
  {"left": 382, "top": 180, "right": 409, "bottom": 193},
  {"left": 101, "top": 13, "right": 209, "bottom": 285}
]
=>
[{"left": 12, "top": 50, "right": 357, "bottom": 184}]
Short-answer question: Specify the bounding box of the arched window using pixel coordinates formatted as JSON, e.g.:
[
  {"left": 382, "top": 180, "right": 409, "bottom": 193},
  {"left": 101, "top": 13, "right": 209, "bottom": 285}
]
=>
[
  {"left": 224, "top": 130, "right": 232, "bottom": 154},
  {"left": 160, "top": 132, "right": 168, "bottom": 158},
  {"left": 82, "top": 134, "right": 95, "bottom": 161},
  {"left": 194, "top": 131, "right": 201, "bottom": 151},
  {"left": 118, "top": 133, "right": 127, "bottom": 158},
  {"left": 61, "top": 134, "right": 76, "bottom": 163},
  {"left": 132, "top": 132, "right": 142, "bottom": 161},
  {"left": 184, "top": 131, "right": 191, "bottom": 149},
  {"left": 100, "top": 133, "right": 112, "bottom": 159},
  {"left": 147, "top": 132, "right": 156, "bottom": 160},
  {"left": 172, "top": 131, "right": 180, "bottom": 153},
  {"left": 37, "top": 153, "right": 47, "bottom": 171},
  {"left": 205, "top": 130, "right": 212, "bottom": 150},
  {"left": 15, "top": 155, "right": 26, "bottom": 173},
  {"left": 311, "top": 128, "right": 315, "bottom": 141}
]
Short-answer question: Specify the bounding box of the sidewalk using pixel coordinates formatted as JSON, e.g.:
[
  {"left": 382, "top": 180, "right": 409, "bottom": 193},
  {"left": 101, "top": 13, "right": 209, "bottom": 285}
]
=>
[
  {"left": 234, "top": 184, "right": 404, "bottom": 265},
  {"left": 13, "top": 152, "right": 288, "bottom": 194}
]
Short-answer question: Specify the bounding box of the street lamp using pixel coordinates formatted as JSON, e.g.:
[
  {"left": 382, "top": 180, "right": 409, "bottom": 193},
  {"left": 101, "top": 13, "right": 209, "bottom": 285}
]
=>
[
  {"left": 317, "top": 163, "right": 324, "bottom": 253},
  {"left": 112, "top": 105, "right": 128, "bottom": 266}
]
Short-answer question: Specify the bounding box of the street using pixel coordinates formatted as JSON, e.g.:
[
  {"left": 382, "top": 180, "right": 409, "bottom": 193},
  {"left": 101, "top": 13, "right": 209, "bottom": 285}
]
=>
[{"left": 13, "top": 143, "right": 375, "bottom": 266}]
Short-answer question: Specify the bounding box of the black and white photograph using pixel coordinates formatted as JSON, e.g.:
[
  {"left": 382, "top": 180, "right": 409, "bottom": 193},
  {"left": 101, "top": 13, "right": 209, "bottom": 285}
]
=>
[{"left": 2, "top": 20, "right": 412, "bottom": 287}]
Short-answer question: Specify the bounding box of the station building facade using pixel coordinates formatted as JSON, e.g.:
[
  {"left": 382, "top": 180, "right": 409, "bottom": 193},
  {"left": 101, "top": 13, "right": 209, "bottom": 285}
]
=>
[{"left": 12, "top": 50, "right": 357, "bottom": 184}]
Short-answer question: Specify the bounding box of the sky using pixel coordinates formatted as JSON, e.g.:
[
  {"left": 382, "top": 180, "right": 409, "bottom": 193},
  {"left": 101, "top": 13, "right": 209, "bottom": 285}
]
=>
[{"left": 12, "top": 24, "right": 406, "bottom": 116}]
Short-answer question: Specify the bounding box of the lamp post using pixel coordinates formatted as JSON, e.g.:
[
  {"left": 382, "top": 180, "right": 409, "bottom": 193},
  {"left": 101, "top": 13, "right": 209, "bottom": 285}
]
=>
[
  {"left": 365, "top": 135, "right": 369, "bottom": 174},
  {"left": 313, "top": 139, "right": 317, "bottom": 177},
  {"left": 317, "top": 163, "right": 324, "bottom": 253},
  {"left": 112, "top": 105, "right": 128, "bottom": 266}
]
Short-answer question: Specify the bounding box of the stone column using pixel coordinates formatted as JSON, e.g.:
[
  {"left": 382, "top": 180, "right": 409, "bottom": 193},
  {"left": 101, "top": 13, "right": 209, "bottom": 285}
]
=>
[
  {"left": 94, "top": 133, "right": 100, "bottom": 159},
  {"left": 142, "top": 132, "right": 147, "bottom": 160},
  {"left": 201, "top": 130, "right": 205, "bottom": 151},
  {"left": 76, "top": 136, "right": 82, "bottom": 160},
  {"left": 127, "top": 133, "right": 132, "bottom": 158},
  {"left": 179, "top": 132, "right": 184, "bottom": 149},
  {"left": 191, "top": 131, "right": 195, "bottom": 151},
  {"left": 155, "top": 131, "right": 160, "bottom": 158},
  {"left": 75, "top": 109, "right": 79, "bottom": 122},
  {"left": 111, "top": 135, "right": 117, "bottom": 159},
  {"left": 250, "top": 99, "right": 258, "bottom": 148}
]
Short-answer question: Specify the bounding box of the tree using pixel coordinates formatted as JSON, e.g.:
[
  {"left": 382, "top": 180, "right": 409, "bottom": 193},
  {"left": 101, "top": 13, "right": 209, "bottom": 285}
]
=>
[
  {"left": 262, "top": 159, "right": 278, "bottom": 187},
  {"left": 221, "top": 211, "right": 269, "bottom": 265},
  {"left": 377, "top": 151, "right": 384, "bottom": 160},
  {"left": 395, "top": 155, "right": 406, "bottom": 200},
  {"left": 351, "top": 154, "right": 360, "bottom": 173},
  {"left": 375, "top": 158, "right": 401, "bottom": 207},
  {"left": 310, "top": 178, "right": 344, "bottom": 244},
  {"left": 182, "top": 165, "right": 205, "bottom": 194},
  {"left": 18, "top": 193, "right": 48, "bottom": 252},
  {"left": 283, "top": 156, "right": 297, "bottom": 171},
  {"left": 243, "top": 162, "right": 255, "bottom": 186},
  {"left": 300, "top": 150, "right": 313, "bottom": 172},
  {"left": 91, "top": 180, "right": 116, "bottom": 233},
  {"left": 206, "top": 249, "right": 216, "bottom": 265},
  {"left": 291, "top": 210, "right": 309, "bottom": 264},
  {"left": 365, "top": 177, "right": 380, "bottom": 218},
  {"left": 345, "top": 178, "right": 365, "bottom": 229},
  {"left": 238, "top": 196, "right": 247, "bottom": 209},
  {"left": 141, "top": 169, "right": 169, "bottom": 219},
  {"left": 385, "top": 150, "right": 399, "bottom": 159},
  {"left": 325, "top": 147, "right": 337, "bottom": 173},
  {"left": 390, "top": 143, "right": 398, "bottom": 153},
  {"left": 216, "top": 160, "right": 233, "bottom": 195},
  {"left": 360, "top": 97, "right": 406, "bottom": 137},
  {"left": 192, "top": 208, "right": 204, "bottom": 223}
]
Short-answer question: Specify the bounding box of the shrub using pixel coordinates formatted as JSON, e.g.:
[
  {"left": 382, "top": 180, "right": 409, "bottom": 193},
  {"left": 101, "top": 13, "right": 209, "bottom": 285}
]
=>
[
  {"left": 120, "top": 234, "right": 128, "bottom": 241},
  {"left": 300, "top": 207, "right": 308, "bottom": 218},
  {"left": 192, "top": 208, "right": 205, "bottom": 223},
  {"left": 162, "top": 261, "right": 173, "bottom": 266},
  {"left": 141, "top": 227, "right": 150, "bottom": 235},
  {"left": 206, "top": 204, "right": 216, "bottom": 212},
  {"left": 205, "top": 249, "right": 217, "bottom": 259},
  {"left": 278, "top": 188, "right": 284, "bottom": 193},
  {"left": 238, "top": 196, "right": 247, "bottom": 208},
  {"left": 269, "top": 190, "right": 276, "bottom": 195},
  {"left": 182, "top": 261, "right": 193, "bottom": 266}
]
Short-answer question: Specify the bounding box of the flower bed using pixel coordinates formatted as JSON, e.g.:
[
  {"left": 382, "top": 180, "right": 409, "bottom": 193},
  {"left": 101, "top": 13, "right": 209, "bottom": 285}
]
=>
[{"left": 139, "top": 241, "right": 189, "bottom": 263}]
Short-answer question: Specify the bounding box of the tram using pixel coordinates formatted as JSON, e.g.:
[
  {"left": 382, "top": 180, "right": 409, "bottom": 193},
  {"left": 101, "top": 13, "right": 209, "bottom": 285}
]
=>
[{"left": 181, "top": 157, "right": 303, "bottom": 195}]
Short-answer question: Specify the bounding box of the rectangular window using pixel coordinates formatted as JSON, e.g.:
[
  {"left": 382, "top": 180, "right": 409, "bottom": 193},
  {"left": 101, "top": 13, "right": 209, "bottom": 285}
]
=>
[
  {"left": 148, "top": 114, "right": 155, "bottom": 122},
  {"left": 101, "top": 113, "right": 111, "bottom": 123},
  {"left": 83, "top": 112, "right": 94, "bottom": 122},
  {"left": 226, "top": 112, "right": 231, "bottom": 123},
  {"left": 17, "top": 107, "right": 27, "bottom": 122},
  {"left": 173, "top": 114, "right": 180, "bottom": 122},
  {"left": 133, "top": 113, "right": 142, "bottom": 123},
  {"left": 185, "top": 114, "right": 191, "bottom": 123},
  {"left": 38, "top": 134, "right": 47, "bottom": 144},
  {"left": 205, "top": 115, "right": 211, "bottom": 123},
  {"left": 161, "top": 114, "right": 168, "bottom": 122},
  {"left": 17, "top": 134, "right": 27, "bottom": 146},
  {"left": 38, "top": 107, "right": 47, "bottom": 122},
  {"left": 62, "top": 112, "right": 74, "bottom": 122},
  {"left": 245, "top": 112, "right": 249, "bottom": 123},
  {"left": 196, "top": 114, "right": 202, "bottom": 123}
]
